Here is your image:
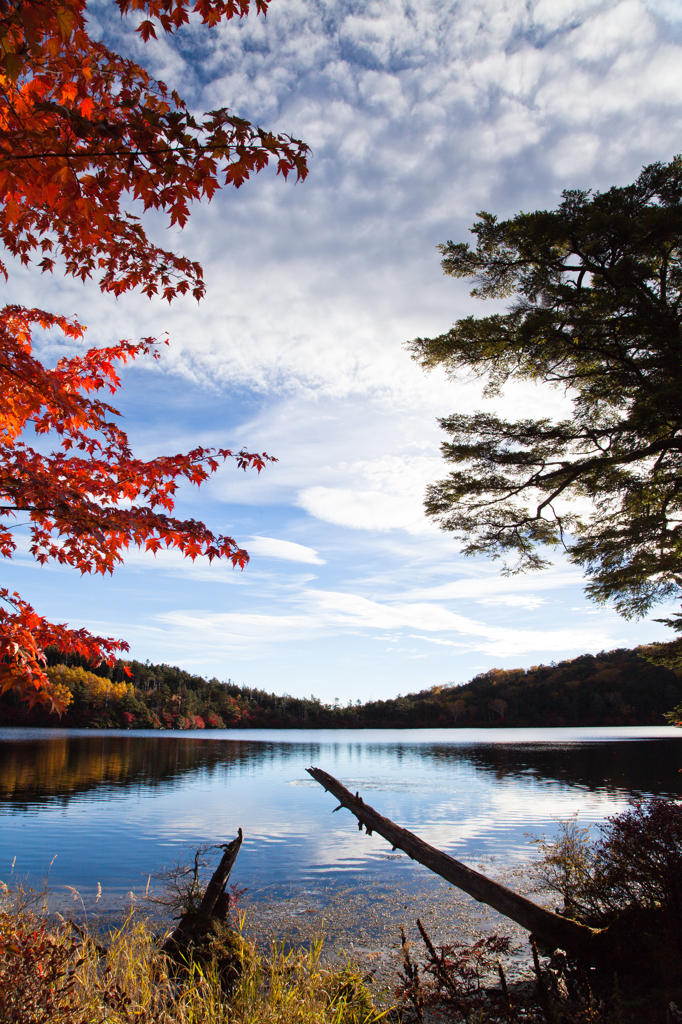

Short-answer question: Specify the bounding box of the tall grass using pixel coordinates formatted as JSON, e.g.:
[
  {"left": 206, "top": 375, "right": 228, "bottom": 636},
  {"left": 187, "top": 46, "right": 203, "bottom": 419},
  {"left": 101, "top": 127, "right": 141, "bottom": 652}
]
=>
[{"left": 0, "top": 889, "right": 389, "bottom": 1024}]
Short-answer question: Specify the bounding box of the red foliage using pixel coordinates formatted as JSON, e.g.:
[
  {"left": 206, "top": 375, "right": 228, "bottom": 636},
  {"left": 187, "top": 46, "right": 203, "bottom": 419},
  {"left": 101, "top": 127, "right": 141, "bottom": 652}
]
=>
[
  {"left": 0, "top": 0, "right": 305, "bottom": 710},
  {"left": 221, "top": 695, "right": 242, "bottom": 724},
  {"left": 0, "top": 305, "right": 274, "bottom": 710},
  {"left": 0, "top": 587, "right": 123, "bottom": 710},
  {"left": 0, "top": 0, "right": 309, "bottom": 300},
  {"left": 0, "top": 913, "right": 81, "bottom": 1023},
  {"left": 397, "top": 921, "right": 514, "bottom": 1022}
]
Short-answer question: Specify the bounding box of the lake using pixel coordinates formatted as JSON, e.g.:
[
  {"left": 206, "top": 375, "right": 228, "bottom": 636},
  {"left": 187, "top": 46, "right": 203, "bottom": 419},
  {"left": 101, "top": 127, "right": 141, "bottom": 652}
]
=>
[{"left": 1, "top": 726, "right": 681, "bottom": 926}]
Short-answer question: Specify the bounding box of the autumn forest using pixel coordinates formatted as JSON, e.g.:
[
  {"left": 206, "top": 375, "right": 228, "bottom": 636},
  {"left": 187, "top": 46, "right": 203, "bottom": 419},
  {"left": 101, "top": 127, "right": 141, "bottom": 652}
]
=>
[{"left": 0, "top": 646, "right": 678, "bottom": 730}]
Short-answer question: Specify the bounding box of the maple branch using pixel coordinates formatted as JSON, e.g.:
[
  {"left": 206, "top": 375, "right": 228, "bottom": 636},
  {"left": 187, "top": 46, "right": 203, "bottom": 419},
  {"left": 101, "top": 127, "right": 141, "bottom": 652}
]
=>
[
  {"left": 0, "top": 143, "right": 305, "bottom": 161},
  {"left": 0, "top": 506, "right": 53, "bottom": 512},
  {"left": 0, "top": 0, "right": 301, "bottom": 708}
]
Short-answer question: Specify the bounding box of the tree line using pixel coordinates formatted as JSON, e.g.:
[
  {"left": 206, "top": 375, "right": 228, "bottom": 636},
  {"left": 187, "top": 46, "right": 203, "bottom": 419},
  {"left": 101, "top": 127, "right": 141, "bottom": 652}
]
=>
[{"left": 0, "top": 646, "right": 679, "bottom": 730}]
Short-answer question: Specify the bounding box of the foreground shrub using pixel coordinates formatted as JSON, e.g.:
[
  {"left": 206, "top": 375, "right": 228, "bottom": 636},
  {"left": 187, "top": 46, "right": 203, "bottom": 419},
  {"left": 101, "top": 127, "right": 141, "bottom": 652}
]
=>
[
  {"left": 0, "top": 897, "right": 387, "bottom": 1024},
  {"left": 394, "top": 801, "right": 682, "bottom": 1023},
  {"left": 530, "top": 798, "right": 682, "bottom": 929},
  {"left": 395, "top": 918, "right": 666, "bottom": 1023},
  {"left": 0, "top": 912, "right": 82, "bottom": 1023}
]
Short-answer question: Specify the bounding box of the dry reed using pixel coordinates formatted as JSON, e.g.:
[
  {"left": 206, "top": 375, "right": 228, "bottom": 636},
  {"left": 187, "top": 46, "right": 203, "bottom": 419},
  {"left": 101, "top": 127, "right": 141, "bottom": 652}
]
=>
[{"left": 0, "top": 886, "right": 390, "bottom": 1024}]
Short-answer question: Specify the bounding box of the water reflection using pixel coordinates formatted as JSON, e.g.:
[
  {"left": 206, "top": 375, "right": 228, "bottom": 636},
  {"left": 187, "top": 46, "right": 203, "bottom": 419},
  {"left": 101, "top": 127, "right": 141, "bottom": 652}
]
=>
[
  {"left": 2, "top": 730, "right": 680, "bottom": 807},
  {"left": 407, "top": 739, "right": 682, "bottom": 797},
  {"left": 0, "top": 733, "right": 314, "bottom": 806}
]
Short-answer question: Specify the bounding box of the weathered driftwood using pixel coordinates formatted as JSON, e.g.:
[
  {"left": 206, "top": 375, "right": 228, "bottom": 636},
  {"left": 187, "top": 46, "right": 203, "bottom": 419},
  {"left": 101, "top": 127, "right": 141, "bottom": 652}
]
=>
[
  {"left": 306, "top": 766, "right": 605, "bottom": 959},
  {"left": 163, "top": 828, "right": 243, "bottom": 952}
]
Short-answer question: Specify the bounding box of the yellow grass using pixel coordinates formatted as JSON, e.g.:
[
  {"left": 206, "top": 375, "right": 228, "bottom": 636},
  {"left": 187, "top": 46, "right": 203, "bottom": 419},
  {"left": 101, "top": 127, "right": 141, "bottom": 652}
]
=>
[{"left": 0, "top": 890, "right": 391, "bottom": 1024}]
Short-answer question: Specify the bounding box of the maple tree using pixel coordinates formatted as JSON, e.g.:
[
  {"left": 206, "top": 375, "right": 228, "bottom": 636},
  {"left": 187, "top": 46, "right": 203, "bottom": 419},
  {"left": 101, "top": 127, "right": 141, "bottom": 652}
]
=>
[{"left": 0, "top": 0, "right": 310, "bottom": 709}]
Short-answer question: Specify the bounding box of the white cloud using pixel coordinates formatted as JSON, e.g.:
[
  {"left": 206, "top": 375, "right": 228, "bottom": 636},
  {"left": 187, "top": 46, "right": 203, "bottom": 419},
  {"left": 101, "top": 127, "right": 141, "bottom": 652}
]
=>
[
  {"left": 571, "top": 1, "right": 655, "bottom": 62},
  {"left": 155, "top": 586, "right": 616, "bottom": 659},
  {"left": 476, "top": 594, "right": 547, "bottom": 610},
  {"left": 550, "top": 132, "right": 602, "bottom": 176},
  {"left": 409, "top": 635, "right": 465, "bottom": 648},
  {"left": 400, "top": 570, "right": 586, "bottom": 602},
  {"left": 74, "top": 0, "right": 682, "bottom": 407},
  {"left": 533, "top": 0, "right": 605, "bottom": 33},
  {"left": 298, "top": 486, "right": 424, "bottom": 532},
  {"left": 308, "top": 589, "right": 613, "bottom": 654},
  {"left": 296, "top": 452, "right": 443, "bottom": 534},
  {"left": 157, "top": 610, "right": 314, "bottom": 646},
  {"left": 246, "top": 536, "right": 326, "bottom": 564},
  {"left": 644, "top": 0, "right": 682, "bottom": 19}
]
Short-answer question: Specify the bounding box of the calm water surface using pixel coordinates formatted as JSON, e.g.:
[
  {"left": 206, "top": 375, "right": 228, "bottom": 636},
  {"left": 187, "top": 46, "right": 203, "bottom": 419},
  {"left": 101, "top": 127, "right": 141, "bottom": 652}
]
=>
[{"left": 1, "top": 726, "right": 680, "bottom": 911}]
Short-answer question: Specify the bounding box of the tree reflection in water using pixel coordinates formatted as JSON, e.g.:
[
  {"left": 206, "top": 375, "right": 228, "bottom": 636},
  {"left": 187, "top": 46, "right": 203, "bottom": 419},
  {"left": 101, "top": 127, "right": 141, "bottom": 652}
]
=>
[
  {"left": 0, "top": 733, "right": 313, "bottom": 806},
  {"left": 1, "top": 731, "right": 680, "bottom": 806}
]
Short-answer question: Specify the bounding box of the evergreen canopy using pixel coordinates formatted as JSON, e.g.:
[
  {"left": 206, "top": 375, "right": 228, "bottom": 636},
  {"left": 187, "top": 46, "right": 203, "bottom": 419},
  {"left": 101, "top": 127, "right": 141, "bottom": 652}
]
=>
[{"left": 409, "top": 157, "right": 682, "bottom": 619}]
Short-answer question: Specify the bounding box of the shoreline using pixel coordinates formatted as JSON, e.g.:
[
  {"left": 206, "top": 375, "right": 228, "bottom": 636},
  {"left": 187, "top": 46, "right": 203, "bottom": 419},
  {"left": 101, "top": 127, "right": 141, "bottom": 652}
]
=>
[
  {"left": 34, "top": 862, "right": 546, "bottom": 1001},
  {"left": 241, "top": 870, "right": 545, "bottom": 998},
  {"left": 2, "top": 723, "right": 679, "bottom": 736}
]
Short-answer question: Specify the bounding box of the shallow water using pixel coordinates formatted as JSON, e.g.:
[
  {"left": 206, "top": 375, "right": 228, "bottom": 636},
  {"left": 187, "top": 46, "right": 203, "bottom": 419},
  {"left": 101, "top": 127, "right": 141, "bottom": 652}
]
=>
[{"left": 1, "top": 726, "right": 680, "bottom": 911}]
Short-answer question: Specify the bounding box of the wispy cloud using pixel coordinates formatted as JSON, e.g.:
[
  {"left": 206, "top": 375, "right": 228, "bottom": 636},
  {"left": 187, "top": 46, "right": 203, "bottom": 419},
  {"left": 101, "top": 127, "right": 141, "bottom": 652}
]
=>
[
  {"left": 476, "top": 595, "right": 547, "bottom": 610},
  {"left": 246, "top": 536, "right": 326, "bottom": 564},
  {"left": 155, "top": 585, "right": 617, "bottom": 659}
]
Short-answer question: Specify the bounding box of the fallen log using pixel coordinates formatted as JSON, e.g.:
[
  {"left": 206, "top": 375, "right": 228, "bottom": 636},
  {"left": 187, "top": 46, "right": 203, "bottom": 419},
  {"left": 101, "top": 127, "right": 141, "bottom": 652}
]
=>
[
  {"left": 306, "top": 766, "right": 604, "bottom": 959},
  {"left": 163, "top": 828, "right": 243, "bottom": 952}
]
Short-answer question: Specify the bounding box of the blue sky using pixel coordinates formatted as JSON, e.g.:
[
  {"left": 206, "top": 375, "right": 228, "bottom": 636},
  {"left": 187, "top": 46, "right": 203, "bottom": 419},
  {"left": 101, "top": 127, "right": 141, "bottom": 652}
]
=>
[{"left": 7, "top": 0, "right": 682, "bottom": 702}]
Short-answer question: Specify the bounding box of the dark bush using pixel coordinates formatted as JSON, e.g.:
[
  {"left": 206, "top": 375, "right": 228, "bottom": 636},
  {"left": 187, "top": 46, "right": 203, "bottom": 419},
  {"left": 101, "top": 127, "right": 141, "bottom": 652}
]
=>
[
  {"left": 585, "top": 799, "right": 682, "bottom": 926},
  {"left": 532, "top": 799, "right": 682, "bottom": 930}
]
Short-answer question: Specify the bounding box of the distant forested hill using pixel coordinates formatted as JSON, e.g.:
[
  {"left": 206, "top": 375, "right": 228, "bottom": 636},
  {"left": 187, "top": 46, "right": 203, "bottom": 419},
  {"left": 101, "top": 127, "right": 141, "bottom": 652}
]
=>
[
  {"left": 384, "top": 649, "right": 680, "bottom": 729},
  {"left": 0, "top": 647, "right": 679, "bottom": 729}
]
